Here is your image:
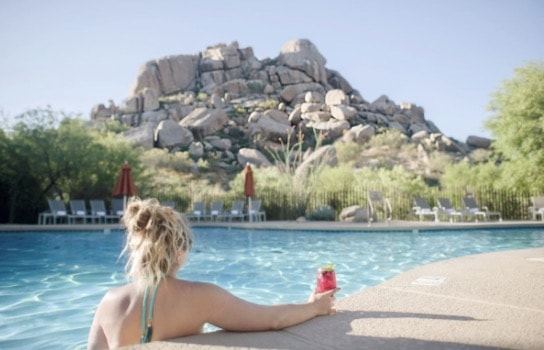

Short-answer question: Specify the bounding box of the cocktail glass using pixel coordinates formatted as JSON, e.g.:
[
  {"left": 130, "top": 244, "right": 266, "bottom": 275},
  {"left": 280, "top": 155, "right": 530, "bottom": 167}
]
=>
[{"left": 315, "top": 265, "right": 336, "bottom": 293}]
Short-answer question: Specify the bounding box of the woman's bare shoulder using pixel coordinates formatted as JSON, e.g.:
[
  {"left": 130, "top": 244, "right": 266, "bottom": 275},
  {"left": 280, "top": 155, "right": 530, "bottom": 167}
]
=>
[
  {"left": 166, "top": 279, "right": 232, "bottom": 305},
  {"left": 97, "top": 283, "right": 139, "bottom": 311},
  {"left": 169, "top": 279, "right": 221, "bottom": 293}
]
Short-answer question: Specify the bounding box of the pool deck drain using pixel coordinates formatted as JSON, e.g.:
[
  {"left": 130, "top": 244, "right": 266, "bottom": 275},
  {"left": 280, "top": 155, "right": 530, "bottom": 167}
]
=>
[{"left": 410, "top": 276, "right": 447, "bottom": 286}]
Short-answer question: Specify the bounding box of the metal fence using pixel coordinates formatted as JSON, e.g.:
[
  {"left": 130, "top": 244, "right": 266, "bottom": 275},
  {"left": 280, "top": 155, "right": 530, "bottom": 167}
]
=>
[{"left": 153, "top": 185, "right": 537, "bottom": 221}]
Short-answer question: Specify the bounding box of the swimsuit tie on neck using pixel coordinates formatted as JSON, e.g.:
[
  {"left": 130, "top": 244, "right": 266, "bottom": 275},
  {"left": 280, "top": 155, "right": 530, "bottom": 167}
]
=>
[{"left": 140, "top": 284, "right": 159, "bottom": 344}]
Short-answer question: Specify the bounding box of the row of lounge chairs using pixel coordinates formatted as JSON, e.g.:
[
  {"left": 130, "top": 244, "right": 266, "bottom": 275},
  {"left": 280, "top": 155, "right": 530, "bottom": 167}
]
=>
[
  {"left": 38, "top": 199, "right": 126, "bottom": 224},
  {"left": 39, "top": 195, "right": 543, "bottom": 224},
  {"left": 185, "top": 200, "right": 266, "bottom": 222},
  {"left": 411, "top": 196, "right": 503, "bottom": 222}
]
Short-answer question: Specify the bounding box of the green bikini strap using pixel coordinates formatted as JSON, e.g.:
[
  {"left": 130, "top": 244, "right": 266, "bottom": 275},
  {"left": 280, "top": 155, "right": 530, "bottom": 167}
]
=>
[{"left": 140, "top": 284, "right": 159, "bottom": 344}]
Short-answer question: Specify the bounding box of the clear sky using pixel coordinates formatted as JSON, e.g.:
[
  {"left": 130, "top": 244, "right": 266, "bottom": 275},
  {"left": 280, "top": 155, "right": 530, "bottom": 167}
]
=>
[{"left": 1, "top": 0, "right": 542, "bottom": 141}]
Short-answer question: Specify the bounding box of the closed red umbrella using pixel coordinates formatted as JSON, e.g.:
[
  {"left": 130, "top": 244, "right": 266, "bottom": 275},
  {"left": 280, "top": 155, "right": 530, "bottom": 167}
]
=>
[
  {"left": 243, "top": 164, "right": 255, "bottom": 222},
  {"left": 244, "top": 164, "right": 255, "bottom": 197},
  {"left": 113, "top": 162, "right": 137, "bottom": 209}
]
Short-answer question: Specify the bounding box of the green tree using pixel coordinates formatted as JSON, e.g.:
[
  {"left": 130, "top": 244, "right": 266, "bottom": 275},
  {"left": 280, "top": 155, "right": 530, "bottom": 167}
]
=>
[
  {"left": 3, "top": 107, "right": 143, "bottom": 223},
  {"left": 441, "top": 160, "right": 503, "bottom": 190},
  {"left": 485, "top": 60, "right": 544, "bottom": 192}
]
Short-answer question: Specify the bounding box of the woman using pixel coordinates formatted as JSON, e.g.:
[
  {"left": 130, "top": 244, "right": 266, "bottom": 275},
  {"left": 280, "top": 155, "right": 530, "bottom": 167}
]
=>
[{"left": 88, "top": 198, "right": 337, "bottom": 349}]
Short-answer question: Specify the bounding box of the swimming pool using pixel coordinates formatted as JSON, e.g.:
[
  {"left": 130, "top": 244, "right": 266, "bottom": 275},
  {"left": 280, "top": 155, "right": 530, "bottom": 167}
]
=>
[{"left": 1, "top": 227, "right": 543, "bottom": 349}]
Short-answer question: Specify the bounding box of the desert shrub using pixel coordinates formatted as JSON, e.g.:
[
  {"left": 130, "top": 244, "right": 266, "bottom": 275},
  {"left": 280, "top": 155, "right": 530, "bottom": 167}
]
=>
[
  {"left": 227, "top": 104, "right": 248, "bottom": 119},
  {"left": 312, "top": 164, "right": 355, "bottom": 192},
  {"left": 427, "top": 151, "right": 454, "bottom": 178},
  {"left": 468, "top": 149, "right": 492, "bottom": 163},
  {"left": 367, "top": 129, "right": 408, "bottom": 149},
  {"left": 257, "top": 98, "right": 279, "bottom": 110},
  {"left": 334, "top": 141, "right": 363, "bottom": 164},
  {"left": 247, "top": 80, "right": 265, "bottom": 93},
  {"left": 353, "top": 165, "right": 427, "bottom": 195},
  {"left": 196, "top": 92, "right": 208, "bottom": 101},
  {"left": 140, "top": 148, "right": 193, "bottom": 173}
]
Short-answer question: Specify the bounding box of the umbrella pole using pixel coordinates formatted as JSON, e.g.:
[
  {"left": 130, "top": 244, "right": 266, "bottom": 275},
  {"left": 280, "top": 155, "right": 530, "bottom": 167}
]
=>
[
  {"left": 123, "top": 195, "right": 127, "bottom": 211},
  {"left": 248, "top": 197, "right": 253, "bottom": 222}
]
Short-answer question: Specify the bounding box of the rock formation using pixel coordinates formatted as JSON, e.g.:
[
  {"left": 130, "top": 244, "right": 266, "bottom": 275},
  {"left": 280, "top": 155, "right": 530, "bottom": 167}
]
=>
[{"left": 91, "top": 38, "right": 492, "bottom": 170}]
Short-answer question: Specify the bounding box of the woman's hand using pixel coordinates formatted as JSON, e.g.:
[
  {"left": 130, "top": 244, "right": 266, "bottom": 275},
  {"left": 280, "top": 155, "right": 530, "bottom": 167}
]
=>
[{"left": 308, "top": 288, "right": 339, "bottom": 315}]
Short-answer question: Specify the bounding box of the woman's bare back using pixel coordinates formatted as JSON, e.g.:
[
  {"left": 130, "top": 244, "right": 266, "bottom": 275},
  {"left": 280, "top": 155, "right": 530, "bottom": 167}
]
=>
[{"left": 89, "top": 278, "right": 208, "bottom": 348}]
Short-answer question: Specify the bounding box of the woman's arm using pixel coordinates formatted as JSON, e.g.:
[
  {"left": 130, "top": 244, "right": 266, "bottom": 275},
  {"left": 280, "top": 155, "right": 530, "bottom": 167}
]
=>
[{"left": 199, "top": 283, "right": 337, "bottom": 332}]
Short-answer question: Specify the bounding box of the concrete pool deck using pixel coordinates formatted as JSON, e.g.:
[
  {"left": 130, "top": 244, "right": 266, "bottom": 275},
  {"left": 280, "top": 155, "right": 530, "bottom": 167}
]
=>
[{"left": 1, "top": 220, "right": 543, "bottom": 349}]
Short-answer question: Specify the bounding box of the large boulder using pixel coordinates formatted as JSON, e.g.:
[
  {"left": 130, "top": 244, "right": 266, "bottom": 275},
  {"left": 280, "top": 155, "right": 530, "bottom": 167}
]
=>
[
  {"left": 288, "top": 106, "right": 302, "bottom": 124},
  {"left": 154, "top": 120, "right": 194, "bottom": 149},
  {"left": 218, "top": 79, "right": 249, "bottom": 97},
  {"left": 123, "top": 122, "right": 155, "bottom": 149},
  {"left": 370, "top": 95, "right": 398, "bottom": 116},
  {"left": 141, "top": 110, "right": 167, "bottom": 124},
  {"left": 237, "top": 148, "right": 272, "bottom": 167},
  {"left": 90, "top": 104, "right": 111, "bottom": 121},
  {"left": 342, "top": 124, "right": 375, "bottom": 144},
  {"left": 325, "top": 89, "right": 349, "bottom": 106},
  {"left": 188, "top": 141, "right": 204, "bottom": 158},
  {"left": 275, "top": 66, "right": 314, "bottom": 85},
  {"left": 330, "top": 104, "right": 357, "bottom": 121},
  {"left": 157, "top": 55, "right": 199, "bottom": 95},
  {"left": 301, "top": 111, "right": 332, "bottom": 123},
  {"left": 263, "top": 109, "right": 290, "bottom": 124},
  {"left": 129, "top": 61, "right": 161, "bottom": 98},
  {"left": 306, "top": 119, "right": 350, "bottom": 138},
  {"left": 249, "top": 115, "right": 293, "bottom": 142},
  {"left": 305, "top": 91, "right": 324, "bottom": 103},
  {"left": 327, "top": 69, "right": 354, "bottom": 94},
  {"left": 278, "top": 39, "right": 327, "bottom": 84},
  {"left": 142, "top": 87, "right": 160, "bottom": 112},
  {"left": 200, "top": 42, "right": 241, "bottom": 71},
  {"left": 279, "top": 82, "right": 325, "bottom": 103},
  {"left": 339, "top": 206, "right": 370, "bottom": 222},
  {"left": 132, "top": 56, "right": 199, "bottom": 97},
  {"left": 400, "top": 102, "right": 426, "bottom": 124},
  {"left": 466, "top": 135, "right": 493, "bottom": 149},
  {"left": 205, "top": 136, "right": 232, "bottom": 151},
  {"left": 179, "top": 108, "right": 228, "bottom": 137}
]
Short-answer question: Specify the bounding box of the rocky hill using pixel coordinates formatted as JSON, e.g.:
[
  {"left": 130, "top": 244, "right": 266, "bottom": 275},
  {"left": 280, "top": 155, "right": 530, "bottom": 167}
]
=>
[{"left": 90, "top": 39, "right": 492, "bottom": 177}]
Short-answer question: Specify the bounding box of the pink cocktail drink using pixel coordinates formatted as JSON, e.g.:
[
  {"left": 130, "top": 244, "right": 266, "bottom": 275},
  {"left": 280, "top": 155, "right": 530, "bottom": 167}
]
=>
[{"left": 315, "top": 265, "right": 336, "bottom": 293}]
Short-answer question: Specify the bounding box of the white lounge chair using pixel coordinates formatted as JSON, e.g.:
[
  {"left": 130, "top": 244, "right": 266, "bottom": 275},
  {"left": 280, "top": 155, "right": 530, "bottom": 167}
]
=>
[
  {"left": 69, "top": 199, "right": 96, "bottom": 224},
  {"left": 246, "top": 199, "right": 266, "bottom": 222},
  {"left": 208, "top": 201, "right": 224, "bottom": 221},
  {"left": 368, "top": 191, "right": 392, "bottom": 222},
  {"left": 222, "top": 200, "right": 245, "bottom": 222},
  {"left": 530, "top": 196, "right": 544, "bottom": 221},
  {"left": 412, "top": 197, "right": 438, "bottom": 222},
  {"left": 111, "top": 198, "right": 125, "bottom": 222},
  {"left": 462, "top": 196, "right": 502, "bottom": 222},
  {"left": 436, "top": 198, "right": 464, "bottom": 222},
  {"left": 186, "top": 202, "right": 207, "bottom": 222},
  {"left": 39, "top": 199, "right": 69, "bottom": 224},
  {"left": 90, "top": 200, "right": 116, "bottom": 224}
]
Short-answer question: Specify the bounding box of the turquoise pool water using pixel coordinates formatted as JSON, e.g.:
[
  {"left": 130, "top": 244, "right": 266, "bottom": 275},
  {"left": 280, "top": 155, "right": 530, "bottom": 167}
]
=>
[{"left": 1, "top": 227, "right": 543, "bottom": 349}]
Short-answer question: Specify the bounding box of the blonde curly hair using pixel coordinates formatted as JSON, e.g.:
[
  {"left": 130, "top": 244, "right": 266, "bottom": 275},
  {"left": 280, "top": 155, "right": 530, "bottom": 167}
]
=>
[{"left": 121, "top": 198, "right": 193, "bottom": 287}]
